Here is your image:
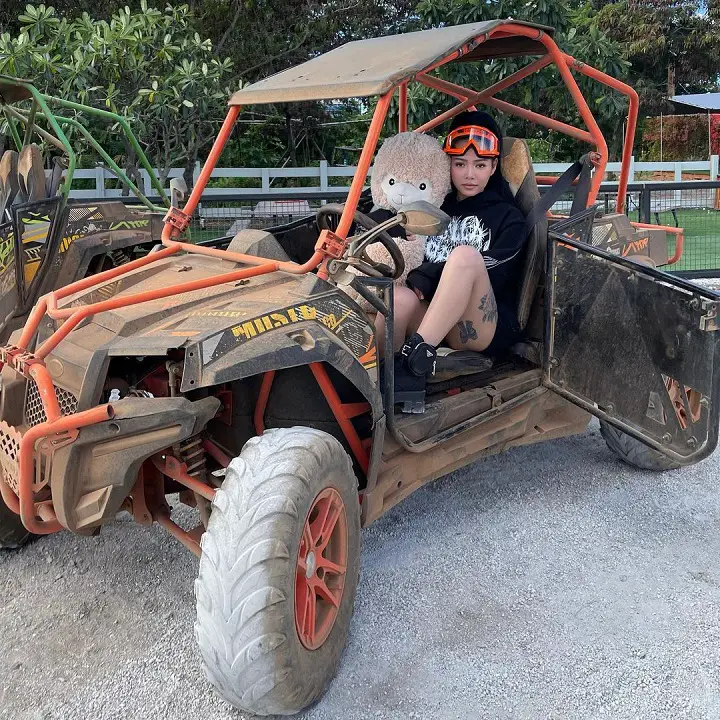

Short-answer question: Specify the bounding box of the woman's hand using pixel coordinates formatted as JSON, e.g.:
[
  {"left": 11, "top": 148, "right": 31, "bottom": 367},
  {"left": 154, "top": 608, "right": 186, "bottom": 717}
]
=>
[{"left": 412, "top": 287, "right": 425, "bottom": 301}]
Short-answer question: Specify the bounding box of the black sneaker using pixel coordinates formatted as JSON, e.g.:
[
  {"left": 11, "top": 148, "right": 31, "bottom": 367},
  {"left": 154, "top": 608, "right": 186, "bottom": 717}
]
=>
[
  {"left": 379, "top": 355, "right": 423, "bottom": 410},
  {"left": 395, "top": 333, "right": 437, "bottom": 414}
]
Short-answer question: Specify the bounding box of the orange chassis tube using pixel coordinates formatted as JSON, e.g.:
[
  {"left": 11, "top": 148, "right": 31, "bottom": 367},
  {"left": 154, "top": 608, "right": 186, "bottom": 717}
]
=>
[{"left": 0, "top": 23, "right": 639, "bottom": 541}]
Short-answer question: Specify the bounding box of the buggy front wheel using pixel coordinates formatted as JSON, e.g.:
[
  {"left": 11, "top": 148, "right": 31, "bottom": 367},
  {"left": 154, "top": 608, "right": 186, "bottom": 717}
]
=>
[{"left": 195, "top": 426, "right": 361, "bottom": 716}]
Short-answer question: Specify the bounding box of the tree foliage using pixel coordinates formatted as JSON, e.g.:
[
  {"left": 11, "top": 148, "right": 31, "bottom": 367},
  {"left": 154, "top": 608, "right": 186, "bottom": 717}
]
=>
[
  {"left": 397, "top": 0, "right": 630, "bottom": 159},
  {"left": 595, "top": 0, "right": 720, "bottom": 114},
  {"left": 3, "top": 0, "right": 717, "bottom": 170},
  {"left": 0, "top": 2, "right": 233, "bottom": 185}
]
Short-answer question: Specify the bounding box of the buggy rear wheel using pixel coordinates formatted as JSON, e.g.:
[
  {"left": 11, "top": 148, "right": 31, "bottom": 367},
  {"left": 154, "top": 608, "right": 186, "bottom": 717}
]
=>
[
  {"left": 195, "top": 427, "right": 361, "bottom": 716},
  {"left": 0, "top": 492, "right": 33, "bottom": 549},
  {"left": 600, "top": 421, "right": 683, "bottom": 471}
]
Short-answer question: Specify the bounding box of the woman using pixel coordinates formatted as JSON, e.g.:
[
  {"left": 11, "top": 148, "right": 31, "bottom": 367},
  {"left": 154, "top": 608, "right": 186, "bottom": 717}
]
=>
[{"left": 379, "top": 110, "right": 528, "bottom": 411}]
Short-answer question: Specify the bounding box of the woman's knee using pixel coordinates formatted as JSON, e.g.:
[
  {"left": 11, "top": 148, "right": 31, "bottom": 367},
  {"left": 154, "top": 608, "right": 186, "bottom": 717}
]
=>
[
  {"left": 446, "top": 245, "right": 485, "bottom": 269},
  {"left": 394, "top": 286, "right": 421, "bottom": 318}
]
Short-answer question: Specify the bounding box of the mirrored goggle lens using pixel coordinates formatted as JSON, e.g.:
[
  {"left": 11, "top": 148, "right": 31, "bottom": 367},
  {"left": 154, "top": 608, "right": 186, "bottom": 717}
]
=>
[{"left": 446, "top": 126, "right": 499, "bottom": 155}]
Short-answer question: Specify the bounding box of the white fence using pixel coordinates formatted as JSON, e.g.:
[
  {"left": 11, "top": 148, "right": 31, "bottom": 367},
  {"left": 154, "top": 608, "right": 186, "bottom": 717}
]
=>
[{"left": 68, "top": 156, "right": 720, "bottom": 201}]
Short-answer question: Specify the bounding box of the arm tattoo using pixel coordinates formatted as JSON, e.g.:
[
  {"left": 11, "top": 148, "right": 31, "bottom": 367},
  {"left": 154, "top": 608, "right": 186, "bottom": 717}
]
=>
[
  {"left": 478, "top": 292, "right": 498, "bottom": 324},
  {"left": 457, "top": 320, "right": 478, "bottom": 344}
]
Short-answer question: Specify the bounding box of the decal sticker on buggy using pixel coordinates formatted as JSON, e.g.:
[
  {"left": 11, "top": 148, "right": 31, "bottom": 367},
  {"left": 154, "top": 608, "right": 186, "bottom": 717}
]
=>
[
  {"left": 109, "top": 219, "right": 149, "bottom": 230},
  {"left": 229, "top": 304, "right": 317, "bottom": 339},
  {"left": 56, "top": 206, "right": 152, "bottom": 257},
  {"left": 621, "top": 236, "right": 649, "bottom": 257},
  {"left": 208, "top": 295, "right": 377, "bottom": 369},
  {"left": 19, "top": 210, "right": 52, "bottom": 284},
  {"left": 190, "top": 309, "right": 248, "bottom": 319},
  {"left": 0, "top": 222, "right": 16, "bottom": 294}
]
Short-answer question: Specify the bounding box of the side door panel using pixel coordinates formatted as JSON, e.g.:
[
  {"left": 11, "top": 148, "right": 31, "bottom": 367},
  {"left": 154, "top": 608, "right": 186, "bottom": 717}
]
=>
[
  {"left": 12, "top": 197, "right": 63, "bottom": 310},
  {"left": 545, "top": 219, "right": 720, "bottom": 465}
]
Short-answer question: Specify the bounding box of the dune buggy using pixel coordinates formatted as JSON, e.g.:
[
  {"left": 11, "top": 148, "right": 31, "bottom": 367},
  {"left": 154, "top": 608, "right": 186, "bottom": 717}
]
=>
[
  {"left": 1, "top": 20, "right": 719, "bottom": 717},
  {"left": 0, "top": 76, "right": 174, "bottom": 343}
]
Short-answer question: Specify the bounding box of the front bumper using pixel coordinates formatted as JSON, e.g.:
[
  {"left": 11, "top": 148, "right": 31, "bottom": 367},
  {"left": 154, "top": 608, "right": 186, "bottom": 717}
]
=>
[{"left": 0, "top": 347, "right": 219, "bottom": 535}]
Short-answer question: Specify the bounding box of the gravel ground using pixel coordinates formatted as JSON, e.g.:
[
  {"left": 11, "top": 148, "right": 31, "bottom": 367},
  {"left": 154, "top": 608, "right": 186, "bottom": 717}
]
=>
[
  {"left": 690, "top": 278, "right": 720, "bottom": 292},
  {"left": 2, "top": 418, "right": 720, "bottom": 720}
]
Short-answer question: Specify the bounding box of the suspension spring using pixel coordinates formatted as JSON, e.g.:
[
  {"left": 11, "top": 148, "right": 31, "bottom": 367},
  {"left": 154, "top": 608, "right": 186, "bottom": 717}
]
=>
[
  {"left": 178, "top": 436, "right": 207, "bottom": 478},
  {"left": 111, "top": 248, "right": 132, "bottom": 267}
]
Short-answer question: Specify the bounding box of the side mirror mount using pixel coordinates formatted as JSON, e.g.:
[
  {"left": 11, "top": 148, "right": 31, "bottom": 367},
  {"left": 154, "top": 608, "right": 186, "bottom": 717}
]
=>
[
  {"left": 169, "top": 176, "right": 188, "bottom": 208},
  {"left": 397, "top": 200, "right": 450, "bottom": 236}
]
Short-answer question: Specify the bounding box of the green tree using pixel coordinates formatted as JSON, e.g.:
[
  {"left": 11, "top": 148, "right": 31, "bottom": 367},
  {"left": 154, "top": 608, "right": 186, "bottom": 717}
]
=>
[
  {"left": 0, "top": 0, "right": 144, "bottom": 34},
  {"left": 596, "top": 0, "right": 720, "bottom": 113},
  {"left": 0, "top": 2, "right": 233, "bottom": 186},
  {"left": 190, "top": 0, "right": 416, "bottom": 166},
  {"left": 0, "top": 1, "right": 418, "bottom": 168}
]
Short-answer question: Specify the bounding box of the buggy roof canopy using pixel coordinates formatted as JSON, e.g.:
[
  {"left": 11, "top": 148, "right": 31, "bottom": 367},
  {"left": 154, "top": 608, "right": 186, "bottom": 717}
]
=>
[{"left": 229, "top": 20, "right": 554, "bottom": 106}]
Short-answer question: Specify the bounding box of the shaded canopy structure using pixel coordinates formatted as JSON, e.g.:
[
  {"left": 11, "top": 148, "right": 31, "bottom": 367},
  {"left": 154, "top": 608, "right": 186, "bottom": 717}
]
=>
[
  {"left": 670, "top": 93, "right": 720, "bottom": 113},
  {"left": 162, "top": 20, "right": 642, "bottom": 262},
  {"left": 225, "top": 19, "right": 639, "bottom": 225}
]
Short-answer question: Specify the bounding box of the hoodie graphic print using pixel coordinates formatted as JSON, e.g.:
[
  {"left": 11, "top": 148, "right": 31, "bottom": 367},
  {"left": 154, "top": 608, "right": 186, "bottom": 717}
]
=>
[{"left": 425, "top": 215, "right": 491, "bottom": 263}]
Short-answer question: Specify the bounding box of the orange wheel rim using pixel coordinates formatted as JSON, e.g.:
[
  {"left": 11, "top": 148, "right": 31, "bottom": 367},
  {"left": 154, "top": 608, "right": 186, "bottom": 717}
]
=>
[{"left": 295, "top": 487, "right": 348, "bottom": 650}]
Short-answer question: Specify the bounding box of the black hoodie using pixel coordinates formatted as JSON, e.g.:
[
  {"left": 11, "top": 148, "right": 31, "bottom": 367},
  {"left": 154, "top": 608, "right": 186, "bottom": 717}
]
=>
[{"left": 406, "top": 111, "right": 527, "bottom": 314}]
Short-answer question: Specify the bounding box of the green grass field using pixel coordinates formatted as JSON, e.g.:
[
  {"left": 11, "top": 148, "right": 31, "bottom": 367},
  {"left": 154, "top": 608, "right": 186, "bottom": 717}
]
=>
[
  {"left": 648, "top": 208, "right": 720, "bottom": 273},
  {"left": 186, "top": 227, "right": 224, "bottom": 243}
]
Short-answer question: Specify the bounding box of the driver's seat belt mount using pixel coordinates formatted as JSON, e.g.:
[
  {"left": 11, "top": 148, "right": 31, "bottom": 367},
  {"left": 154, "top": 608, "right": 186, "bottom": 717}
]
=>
[{"left": 524, "top": 154, "right": 595, "bottom": 236}]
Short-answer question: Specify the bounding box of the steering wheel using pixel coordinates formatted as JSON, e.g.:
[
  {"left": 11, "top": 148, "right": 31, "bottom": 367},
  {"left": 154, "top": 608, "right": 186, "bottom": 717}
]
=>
[{"left": 316, "top": 203, "right": 405, "bottom": 280}]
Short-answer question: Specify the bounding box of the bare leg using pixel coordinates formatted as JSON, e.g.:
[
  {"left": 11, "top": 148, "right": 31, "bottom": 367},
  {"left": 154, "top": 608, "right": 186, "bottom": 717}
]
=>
[
  {"left": 375, "top": 286, "right": 426, "bottom": 357},
  {"left": 417, "top": 245, "right": 497, "bottom": 351}
]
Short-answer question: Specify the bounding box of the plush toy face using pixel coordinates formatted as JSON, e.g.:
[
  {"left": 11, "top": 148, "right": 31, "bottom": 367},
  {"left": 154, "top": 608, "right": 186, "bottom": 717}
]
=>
[
  {"left": 379, "top": 175, "right": 434, "bottom": 209},
  {"left": 371, "top": 132, "right": 451, "bottom": 212}
]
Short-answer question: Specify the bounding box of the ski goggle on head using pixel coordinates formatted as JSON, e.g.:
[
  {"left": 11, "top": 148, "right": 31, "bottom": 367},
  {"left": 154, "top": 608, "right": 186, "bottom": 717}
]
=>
[{"left": 443, "top": 125, "right": 500, "bottom": 158}]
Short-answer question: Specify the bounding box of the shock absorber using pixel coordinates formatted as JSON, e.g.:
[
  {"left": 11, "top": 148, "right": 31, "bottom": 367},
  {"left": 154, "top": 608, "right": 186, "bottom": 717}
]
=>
[
  {"left": 178, "top": 436, "right": 206, "bottom": 478},
  {"left": 176, "top": 435, "right": 212, "bottom": 528},
  {"left": 111, "top": 248, "right": 132, "bottom": 267}
]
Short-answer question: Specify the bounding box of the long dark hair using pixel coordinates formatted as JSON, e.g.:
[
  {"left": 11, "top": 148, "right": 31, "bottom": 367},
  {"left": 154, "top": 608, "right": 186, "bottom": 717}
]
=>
[{"left": 446, "top": 110, "right": 516, "bottom": 204}]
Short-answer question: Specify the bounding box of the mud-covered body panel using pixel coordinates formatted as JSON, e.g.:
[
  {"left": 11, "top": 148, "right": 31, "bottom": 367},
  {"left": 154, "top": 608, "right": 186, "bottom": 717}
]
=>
[
  {"left": 587, "top": 213, "right": 669, "bottom": 266},
  {"left": 52, "top": 396, "right": 220, "bottom": 533},
  {"left": 0, "top": 253, "right": 384, "bottom": 531},
  {"left": 546, "top": 228, "right": 720, "bottom": 464},
  {"left": 51, "top": 254, "right": 379, "bottom": 395}
]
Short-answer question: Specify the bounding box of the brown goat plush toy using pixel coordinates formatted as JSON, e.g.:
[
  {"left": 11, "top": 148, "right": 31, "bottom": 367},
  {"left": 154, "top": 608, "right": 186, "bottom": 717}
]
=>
[{"left": 345, "top": 132, "right": 451, "bottom": 307}]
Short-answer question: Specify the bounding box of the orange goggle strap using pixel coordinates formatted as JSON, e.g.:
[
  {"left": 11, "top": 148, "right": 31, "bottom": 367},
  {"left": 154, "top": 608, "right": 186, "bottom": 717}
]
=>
[{"left": 443, "top": 125, "right": 500, "bottom": 157}]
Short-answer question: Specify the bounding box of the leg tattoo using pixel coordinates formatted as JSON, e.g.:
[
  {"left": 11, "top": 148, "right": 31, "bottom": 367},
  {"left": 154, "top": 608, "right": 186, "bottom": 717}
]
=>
[
  {"left": 478, "top": 292, "right": 498, "bottom": 324},
  {"left": 457, "top": 320, "right": 478, "bottom": 344}
]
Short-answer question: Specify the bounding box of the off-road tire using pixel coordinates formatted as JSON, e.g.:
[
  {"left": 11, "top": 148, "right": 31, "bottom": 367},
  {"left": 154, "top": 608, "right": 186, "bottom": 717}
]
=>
[
  {"left": 195, "top": 426, "right": 361, "bottom": 716},
  {"left": 0, "top": 493, "right": 32, "bottom": 549},
  {"left": 600, "top": 421, "right": 683, "bottom": 471}
]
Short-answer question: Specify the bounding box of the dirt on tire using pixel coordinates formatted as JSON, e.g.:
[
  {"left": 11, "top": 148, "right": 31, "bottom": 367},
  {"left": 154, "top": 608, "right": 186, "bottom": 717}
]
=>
[
  {"left": 600, "top": 421, "right": 684, "bottom": 471},
  {"left": 194, "top": 426, "right": 361, "bottom": 716}
]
